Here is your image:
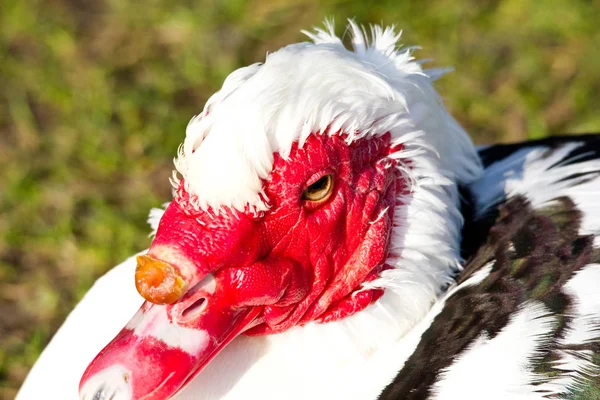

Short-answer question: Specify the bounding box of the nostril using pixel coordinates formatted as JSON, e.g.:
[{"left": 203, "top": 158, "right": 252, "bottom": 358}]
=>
[
  {"left": 180, "top": 297, "right": 207, "bottom": 321},
  {"left": 170, "top": 274, "right": 215, "bottom": 323}
]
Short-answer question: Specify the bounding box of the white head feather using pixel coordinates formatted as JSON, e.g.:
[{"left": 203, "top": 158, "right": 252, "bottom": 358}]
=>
[{"left": 173, "top": 20, "right": 481, "bottom": 214}]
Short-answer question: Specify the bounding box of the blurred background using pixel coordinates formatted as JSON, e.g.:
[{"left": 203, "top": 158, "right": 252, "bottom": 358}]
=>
[{"left": 1, "top": 0, "right": 600, "bottom": 397}]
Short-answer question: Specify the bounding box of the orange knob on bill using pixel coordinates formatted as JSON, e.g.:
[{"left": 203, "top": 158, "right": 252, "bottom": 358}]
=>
[{"left": 135, "top": 254, "right": 186, "bottom": 304}]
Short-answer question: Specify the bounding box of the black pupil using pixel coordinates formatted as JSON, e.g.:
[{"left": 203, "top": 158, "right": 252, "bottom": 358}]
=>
[
  {"left": 302, "top": 175, "right": 331, "bottom": 201},
  {"left": 308, "top": 175, "right": 329, "bottom": 193}
]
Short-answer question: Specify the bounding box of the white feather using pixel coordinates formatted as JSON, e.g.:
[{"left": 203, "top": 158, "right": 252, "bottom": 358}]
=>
[
  {"left": 175, "top": 20, "right": 481, "bottom": 214},
  {"left": 432, "top": 301, "right": 558, "bottom": 400}
]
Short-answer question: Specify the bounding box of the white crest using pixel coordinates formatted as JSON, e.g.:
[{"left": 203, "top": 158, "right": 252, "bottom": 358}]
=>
[{"left": 174, "top": 20, "right": 481, "bottom": 213}]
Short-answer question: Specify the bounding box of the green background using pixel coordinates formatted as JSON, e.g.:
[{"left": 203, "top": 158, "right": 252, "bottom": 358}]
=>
[{"left": 1, "top": 0, "right": 600, "bottom": 396}]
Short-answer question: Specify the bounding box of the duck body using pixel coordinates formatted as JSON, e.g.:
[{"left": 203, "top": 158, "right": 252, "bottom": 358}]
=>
[{"left": 15, "top": 21, "right": 600, "bottom": 400}]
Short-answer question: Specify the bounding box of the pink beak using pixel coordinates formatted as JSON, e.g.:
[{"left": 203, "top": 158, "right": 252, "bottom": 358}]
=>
[{"left": 79, "top": 274, "right": 262, "bottom": 400}]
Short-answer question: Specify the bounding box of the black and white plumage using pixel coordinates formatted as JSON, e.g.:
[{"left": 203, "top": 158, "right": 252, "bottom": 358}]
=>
[
  {"left": 383, "top": 135, "right": 600, "bottom": 399},
  {"left": 16, "top": 22, "right": 600, "bottom": 400}
]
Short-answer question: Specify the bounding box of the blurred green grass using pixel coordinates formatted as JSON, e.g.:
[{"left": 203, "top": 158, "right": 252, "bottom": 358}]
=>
[{"left": 1, "top": 0, "right": 600, "bottom": 397}]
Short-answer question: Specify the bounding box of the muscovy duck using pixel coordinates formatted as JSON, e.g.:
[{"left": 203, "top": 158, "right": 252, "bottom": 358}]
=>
[{"left": 16, "top": 21, "right": 600, "bottom": 400}]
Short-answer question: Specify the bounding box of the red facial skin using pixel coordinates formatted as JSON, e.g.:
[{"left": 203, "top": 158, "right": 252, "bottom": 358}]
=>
[{"left": 79, "top": 133, "right": 404, "bottom": 399}]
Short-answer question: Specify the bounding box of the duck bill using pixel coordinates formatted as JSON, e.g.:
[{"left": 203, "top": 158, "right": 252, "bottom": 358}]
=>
[{"left": 79, "top": 275, "right": 262, "bottom": 400}]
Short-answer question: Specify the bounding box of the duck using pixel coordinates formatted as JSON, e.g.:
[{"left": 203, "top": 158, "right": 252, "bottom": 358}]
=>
[{"left": 16, "top": 21, "right": 600, "bottom": 400}]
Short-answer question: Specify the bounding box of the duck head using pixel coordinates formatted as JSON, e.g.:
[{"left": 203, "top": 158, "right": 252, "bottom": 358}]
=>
[{"left": 79, "top": 21, "right": 481, "bottom": 400}]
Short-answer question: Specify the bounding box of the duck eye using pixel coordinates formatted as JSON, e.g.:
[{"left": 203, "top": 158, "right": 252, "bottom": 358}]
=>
[{"left": 301, "top": 174, "right": 333, "bottom": 203}]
